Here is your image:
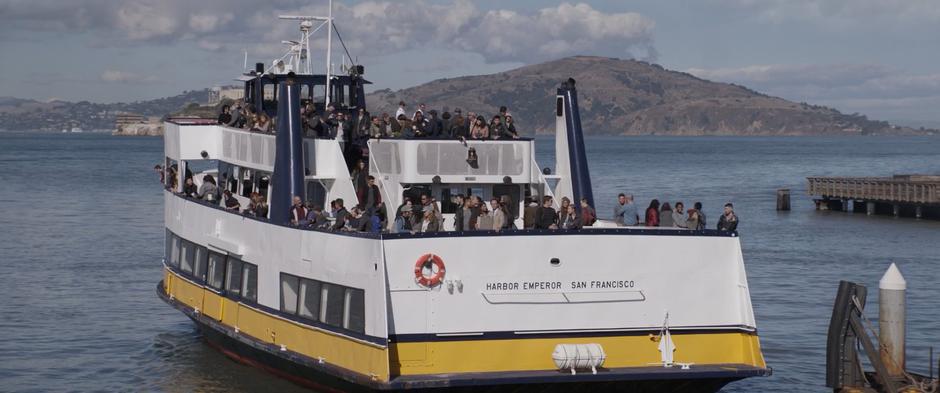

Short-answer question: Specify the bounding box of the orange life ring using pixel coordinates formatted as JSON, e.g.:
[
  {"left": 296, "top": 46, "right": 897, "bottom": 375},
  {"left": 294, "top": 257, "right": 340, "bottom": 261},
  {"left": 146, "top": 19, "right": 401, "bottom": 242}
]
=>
[{"left": 414, "top": 254, "right": 446, "bottom": 287}]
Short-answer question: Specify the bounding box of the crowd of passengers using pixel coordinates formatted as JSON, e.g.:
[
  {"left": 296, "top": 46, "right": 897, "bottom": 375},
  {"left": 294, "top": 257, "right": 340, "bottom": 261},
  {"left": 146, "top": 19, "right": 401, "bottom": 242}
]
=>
[
  {"left": 158, "top": 165, "right": 739, "bottom": 233},
  {"left": 217, "top": 101, "right": 521, "bottom": 142}
]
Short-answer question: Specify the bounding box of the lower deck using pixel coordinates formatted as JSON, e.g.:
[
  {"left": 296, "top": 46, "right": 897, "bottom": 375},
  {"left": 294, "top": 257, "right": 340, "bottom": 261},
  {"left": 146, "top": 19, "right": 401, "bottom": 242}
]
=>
[{"left": 159, "top": 266, "right": 768, "bottom": 390}]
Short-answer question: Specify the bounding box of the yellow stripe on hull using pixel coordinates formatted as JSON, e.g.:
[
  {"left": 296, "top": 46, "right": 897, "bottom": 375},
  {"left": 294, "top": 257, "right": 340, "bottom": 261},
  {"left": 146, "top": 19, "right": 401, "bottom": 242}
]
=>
[
  {"left": 391, "top": 332, "right": 765, "bottom": 376},
  {"left": 164, "top": 269, "right": 764, "bottom": 383},
  {"left": 163, "top": 268, "right": 391, "bottom": 382}
]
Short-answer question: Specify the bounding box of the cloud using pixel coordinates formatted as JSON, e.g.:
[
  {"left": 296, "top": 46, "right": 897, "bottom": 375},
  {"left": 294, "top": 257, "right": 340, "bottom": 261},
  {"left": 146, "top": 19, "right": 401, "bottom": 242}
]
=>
[
  {"left": 711, "top": 0, "right": 940, "bottom": 25},
  {"left": 0, "top": 0, "right": 656, "bottom": 63},
  {"left": 100, "top": 70, "right": 156, "bottom": 83}
]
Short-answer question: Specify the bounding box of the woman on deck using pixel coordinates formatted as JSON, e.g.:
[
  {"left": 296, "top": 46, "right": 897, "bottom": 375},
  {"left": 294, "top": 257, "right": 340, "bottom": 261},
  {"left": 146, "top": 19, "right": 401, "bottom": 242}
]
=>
[{"left": 645, "top": 199, "right": 660, "bottom": 227}]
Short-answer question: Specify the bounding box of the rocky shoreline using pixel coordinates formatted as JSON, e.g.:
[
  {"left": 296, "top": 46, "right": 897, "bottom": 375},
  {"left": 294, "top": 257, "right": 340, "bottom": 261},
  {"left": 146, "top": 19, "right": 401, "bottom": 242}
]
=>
[{"left": 112, "top": 122, "right": 164, "bottom": 136}]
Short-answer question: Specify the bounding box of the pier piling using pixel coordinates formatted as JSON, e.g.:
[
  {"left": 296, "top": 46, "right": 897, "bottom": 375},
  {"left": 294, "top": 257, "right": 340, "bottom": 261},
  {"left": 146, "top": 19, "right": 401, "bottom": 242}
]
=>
[
  {"left": 776, "top": 189, "right": 790, "bottom": 211},
  {"left": 879, "top": 263, "right": 906, "bottom": 376}
]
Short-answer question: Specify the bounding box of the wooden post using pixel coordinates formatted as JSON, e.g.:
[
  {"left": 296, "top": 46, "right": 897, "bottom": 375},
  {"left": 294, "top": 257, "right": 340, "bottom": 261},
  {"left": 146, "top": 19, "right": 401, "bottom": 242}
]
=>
[{"left": 776, "top": 189, "right": 790, "bottom": 211}]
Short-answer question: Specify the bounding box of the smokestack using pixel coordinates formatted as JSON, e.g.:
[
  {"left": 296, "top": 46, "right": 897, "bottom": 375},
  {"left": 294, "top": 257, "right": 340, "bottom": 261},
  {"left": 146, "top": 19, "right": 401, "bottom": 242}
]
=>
[
  {"left": 270, "top": 76, "right": 305, "bottom": 225},
  {"left": 554, "top": 78, "right": 595, "bottom": 211}
]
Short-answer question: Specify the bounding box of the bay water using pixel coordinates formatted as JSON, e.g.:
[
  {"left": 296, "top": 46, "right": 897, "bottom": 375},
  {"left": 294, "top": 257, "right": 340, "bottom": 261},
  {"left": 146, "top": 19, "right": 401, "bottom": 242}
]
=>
[{"left": 1, "top": 132, "right": 937, "bottom": 392}]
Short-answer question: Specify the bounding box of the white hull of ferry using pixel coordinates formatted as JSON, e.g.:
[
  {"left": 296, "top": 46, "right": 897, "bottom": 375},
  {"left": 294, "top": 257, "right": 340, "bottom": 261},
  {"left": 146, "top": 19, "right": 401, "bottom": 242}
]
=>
[
  {"left": 161, "top": 189, "right": 766, "bottom": 391},
  {"left": 158, "top": 66, "right": 767, "bottom": 390}
]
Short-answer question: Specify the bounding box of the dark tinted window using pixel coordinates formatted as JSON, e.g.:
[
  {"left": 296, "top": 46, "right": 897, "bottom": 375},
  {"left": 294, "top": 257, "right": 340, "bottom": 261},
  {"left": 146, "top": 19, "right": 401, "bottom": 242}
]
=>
[
  {"left": 225, "top": 258, "right": 244, "bottom": 297},
  {"left": 206, "top": 252, "right": 226, "bottom": 289},
  {"left": 324, "top": 283, "right": 345, "bottom": 327},
  {"left": 345, "top": 288, "right": 365, "bottom": 333},
  {"left": 180, "top": 241, "right": 196, "bottom": 274},
  {"left": 242, "top": 263, "right": 258, "bottom": 302},
  {"left": 280, "top": 273, "right": 300, "bottom": 314},
  {"left": 299, "top": 279, "right": 321, "bottom": 321},
  {"left": 193, "top": 246, "right": 208, "bottom": 281}
]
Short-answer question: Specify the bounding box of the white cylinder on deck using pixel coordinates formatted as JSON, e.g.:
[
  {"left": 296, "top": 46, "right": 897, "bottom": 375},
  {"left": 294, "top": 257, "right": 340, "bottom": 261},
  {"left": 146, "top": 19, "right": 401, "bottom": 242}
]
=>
[
  {"left": 552, "top": 343, "right": 606, "bottom": 373},
  {"left": 879, "top": 262, "right": 906, "bottom": 376}
]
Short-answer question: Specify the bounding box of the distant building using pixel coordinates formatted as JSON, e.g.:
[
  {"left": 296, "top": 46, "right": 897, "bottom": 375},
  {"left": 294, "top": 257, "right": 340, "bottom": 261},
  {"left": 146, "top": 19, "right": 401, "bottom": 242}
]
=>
[
  {"left": 115, "top": 113, "right": 145, "bottom": 128},
  {"left": 208, "top": 86, "right": 245, "bottom": 106}
]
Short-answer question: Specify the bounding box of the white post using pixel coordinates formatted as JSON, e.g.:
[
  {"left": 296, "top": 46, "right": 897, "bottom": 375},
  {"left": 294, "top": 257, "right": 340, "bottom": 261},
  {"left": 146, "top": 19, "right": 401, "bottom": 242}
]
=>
[
  {"left": 324, "top": 0, "right": 333, "bottom": 107},
  {"left": 879, "top": 262, "right": 906, "bottom": 376}
]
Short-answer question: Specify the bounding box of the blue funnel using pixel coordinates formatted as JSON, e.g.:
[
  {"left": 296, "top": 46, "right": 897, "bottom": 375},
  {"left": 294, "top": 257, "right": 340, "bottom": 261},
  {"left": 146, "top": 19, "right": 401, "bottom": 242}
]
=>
[
  {"left": 558, "top": 78, "right": 595, "bottom": 211},
  {"left": 270, "top": 78, "right": 305, "bottom": 225}
]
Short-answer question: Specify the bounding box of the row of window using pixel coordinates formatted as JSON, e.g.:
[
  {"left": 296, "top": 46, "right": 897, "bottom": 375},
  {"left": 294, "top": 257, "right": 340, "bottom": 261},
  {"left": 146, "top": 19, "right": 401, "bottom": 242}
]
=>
[
  {"left": 165, "top": 230, "right": 258, "bottom": 302},
  {"left": 165, "top": 230, "right": 366, "bottom": 335},
  {"left": 280, "top": 273, "right": 365, "bottom": 334}
]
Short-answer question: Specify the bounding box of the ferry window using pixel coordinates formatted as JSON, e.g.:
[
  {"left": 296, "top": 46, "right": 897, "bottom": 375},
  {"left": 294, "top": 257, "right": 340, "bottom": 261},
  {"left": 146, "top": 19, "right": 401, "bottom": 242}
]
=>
[
  {"left": 262, "top": 83, "right": 277, "bottom": 112},
  {"left": 227, "top": 166, "right": 239, "bottom": 194},
  {"left": 467, "top": 186, "right": 484, "bottom": 201},
  {"left": 323, "top": 283, "right": 345, "bottom": 327},
  {"left": 180, "top": 240, "right": 196, "bottom": 274},
  {"left": 280, "top": 273, "right": 300, "bottom": 315},
  {"left": 493, "top": 184, "right": 521, "bottom": 220},
  {"left": 440, "top": 187, "right": 460, "bottom": 214},
  {"left": 257, "top": 174, "right": 271, "bottom": 199},
  {"left": 193, "top": 246, "right": 209, "bottom": 281},
  {"left": 166, "top": 230, "right": 180, "bottom": 267},
  {"left": 241, "top": 263, "right": 258, "bottom": 302},
  {"left": 225, "top": 258, "right": 244, "bottom": 297},
  {"left": 344, "top": 288, "right": 365, "bottom": 334},
  {"left": 219, "top": 162, "right": 237, "bottom": 194},
  {"left": 240, "top": 169, "right": 254, "bottom": 198},
  {"left": 312, "top": 85, "right": 325, "bottom": 104},
  {"left": 298, "top": 279, "right": 322, "bottom": 321},
  {"left": 305, "top": 181, "right": 327, "bottom": 210},
  {"left": 206, "top": 252, "right": 226, "bottom": 290}
]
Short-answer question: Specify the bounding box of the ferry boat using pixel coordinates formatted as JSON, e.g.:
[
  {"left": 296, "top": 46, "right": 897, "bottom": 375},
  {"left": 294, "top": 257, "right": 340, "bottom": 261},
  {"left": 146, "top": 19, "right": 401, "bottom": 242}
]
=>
[{"left": 157, "top": 8, "right": 769, "bottom": 392}]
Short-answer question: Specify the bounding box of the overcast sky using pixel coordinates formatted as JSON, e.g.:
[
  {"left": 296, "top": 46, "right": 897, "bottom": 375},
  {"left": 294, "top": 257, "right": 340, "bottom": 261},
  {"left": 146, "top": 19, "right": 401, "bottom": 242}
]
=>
[{"left": 1, "top": 0, "right": 939, "bottom": 125}]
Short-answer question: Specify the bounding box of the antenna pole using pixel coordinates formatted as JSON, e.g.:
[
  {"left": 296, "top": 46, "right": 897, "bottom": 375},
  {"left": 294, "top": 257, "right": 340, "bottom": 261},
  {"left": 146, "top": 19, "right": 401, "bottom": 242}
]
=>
[
  {"left": 325, "top": 0, "right": 333, "bottom": 106},
  {"left": 243, "top": 50, "right": 248, "bottom": 70}
]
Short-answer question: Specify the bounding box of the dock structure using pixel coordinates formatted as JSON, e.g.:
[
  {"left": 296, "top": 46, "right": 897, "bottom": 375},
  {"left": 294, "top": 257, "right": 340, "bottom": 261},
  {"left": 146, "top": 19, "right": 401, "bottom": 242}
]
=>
[{"left": 807, "top": 175, "right": 940, "bottom": 220}]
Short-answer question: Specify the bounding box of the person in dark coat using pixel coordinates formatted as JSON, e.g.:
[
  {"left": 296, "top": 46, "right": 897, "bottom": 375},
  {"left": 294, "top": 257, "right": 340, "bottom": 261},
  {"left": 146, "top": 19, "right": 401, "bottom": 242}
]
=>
[
  {"left": 182, "top": 177, "right": 198, "bottom": 198},
  {"left": 453, "top": 195, "right": 466, "bottom": 231},
  {"left": 217, "top": 105, "right": 232, "bottom": 125},
  {"left": 580, "top": 197, "right": 596, "bottom": 227},
  {"left": 717, "top": 203, "right": 739, "bottom": 232},
  {"left": 362, "top": 176, "right": 382, "bottom": 210},
  {"left": 331, "top": 199, "right": 348, "bottom": 231},
  {"left": 559, "top": 204, "right": 582, "bottom": 230},
  {"left": 534, "top": 196, "right": 558, "bottom": 229}
]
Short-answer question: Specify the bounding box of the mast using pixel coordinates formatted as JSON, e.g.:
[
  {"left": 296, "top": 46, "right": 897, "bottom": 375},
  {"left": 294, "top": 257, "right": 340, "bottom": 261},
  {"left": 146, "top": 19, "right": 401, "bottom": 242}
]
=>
[{"left": 325, "top": 0, "right": 333, "bottom": 106}]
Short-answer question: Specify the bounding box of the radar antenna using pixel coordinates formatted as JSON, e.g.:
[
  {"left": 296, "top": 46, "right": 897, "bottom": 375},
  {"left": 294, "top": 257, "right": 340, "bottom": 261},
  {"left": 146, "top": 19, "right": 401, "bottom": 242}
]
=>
[{"left": 278, "top": 0, "right": 341, "bottom": 106}]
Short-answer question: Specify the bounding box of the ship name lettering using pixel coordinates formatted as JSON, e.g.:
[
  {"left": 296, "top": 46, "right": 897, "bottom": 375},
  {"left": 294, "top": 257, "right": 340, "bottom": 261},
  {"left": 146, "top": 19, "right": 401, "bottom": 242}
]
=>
[
  {"left": 486, "top": 282, "right": 519, "bottom": 291},
  {"left": 589, "top": 280, "right": 636, "bottom": 289}
]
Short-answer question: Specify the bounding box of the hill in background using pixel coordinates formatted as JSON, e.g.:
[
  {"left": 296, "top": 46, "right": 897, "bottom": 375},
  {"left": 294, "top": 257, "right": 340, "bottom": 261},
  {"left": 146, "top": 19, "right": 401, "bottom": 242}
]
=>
[
  {"left": 0, "top": 90, "right": 208, "bottom": 131},
  {"left": 366, "top": 56, "right": 931, "bottom": 136},
  {"left": 1, "top": 56, "right": 933, "bottom": 136}
]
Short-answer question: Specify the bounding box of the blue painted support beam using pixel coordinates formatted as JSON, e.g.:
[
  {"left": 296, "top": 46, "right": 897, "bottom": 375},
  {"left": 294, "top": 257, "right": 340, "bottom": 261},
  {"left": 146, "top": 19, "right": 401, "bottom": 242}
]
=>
[
  {"left": 270, "top": 77, "right": 305, "bottom": 225},
  {"left": 558, "top": 78, "right": 595, "bottom": 211}
]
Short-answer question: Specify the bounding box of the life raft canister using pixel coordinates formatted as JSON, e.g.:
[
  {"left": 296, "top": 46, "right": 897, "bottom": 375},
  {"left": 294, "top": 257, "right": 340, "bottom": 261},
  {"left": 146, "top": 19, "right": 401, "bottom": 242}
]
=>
[{"left": 414, "top": 254, "right": 446, "bottom": 287}]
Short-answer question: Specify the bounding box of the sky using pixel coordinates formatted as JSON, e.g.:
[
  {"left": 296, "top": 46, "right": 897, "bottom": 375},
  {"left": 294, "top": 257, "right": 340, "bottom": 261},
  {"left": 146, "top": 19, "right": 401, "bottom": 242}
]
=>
[{"left": 1, "top": 0, "right": 939, "bottom": 126}]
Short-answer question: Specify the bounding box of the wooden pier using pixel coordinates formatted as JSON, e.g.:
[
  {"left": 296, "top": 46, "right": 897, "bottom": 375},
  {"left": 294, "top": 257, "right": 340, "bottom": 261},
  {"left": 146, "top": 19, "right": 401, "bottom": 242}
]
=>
[{"left": 807, "top": 175, "right": 940, "bottom": 220}]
